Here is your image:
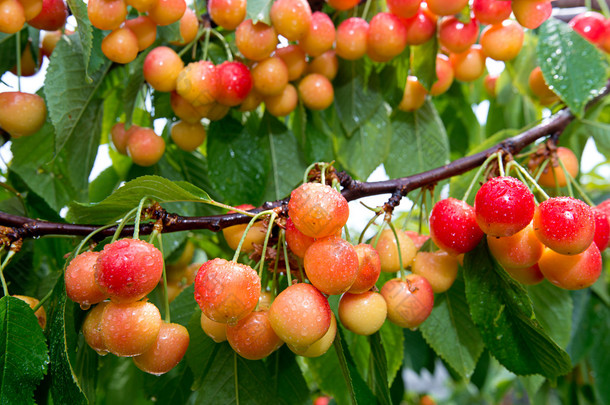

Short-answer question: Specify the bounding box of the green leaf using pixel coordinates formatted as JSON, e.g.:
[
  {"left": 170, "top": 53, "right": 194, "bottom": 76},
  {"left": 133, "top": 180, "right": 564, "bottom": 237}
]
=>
[
  {"left": 246, "top": 0, "right": 272, "bottom": 24},
  {"left": 334, "top": 60, "right": 384, "bottom": 137},
  {"left": 463, "top": 242, "right": 572, "bottom": 379},
  {"left": 157, "top": 21, "right": 182, "bottom": 43},
  {"left": 65, "top": 0, "right": 106, "bottom": 76},
  {"left": 411, "top": 37, "right": 439, "bottom": 91},
  {"left": 123, "top": 52, "right": 147, "bottom": 126},
  {"left": 67, "top": 175, "right": 211, "bottom": 223},
  {"left": 269, "top": 346, "right": 310, "bottom": 405},
  {"left": 298, "top": 108, "right": 335, "bottom": 164},
  {"left": 334, "top": 102, "right": 392, "bottom": 180},
  {"left": 379, "top": 321, "right": 403, "bottom": 385},
  {"left": 0, "top": 296, "right": 49, "bottom": 405},
  {"left": 537, "top": 19, "right": 608, "bottom": 118},
  {"left": 207, "top": 116, "right": 268, "bottom": 205},
  {"left": 578, "top": 119, "right": 610, "bottom": 156},
  {"left": 169, "top": 284, "right": 197, "bottom": 328},
  {"left": 587, "top": 296, "right": 610, "bottom": 405},
  {"left": 527, "top": 281, "right": 572, "bottom": 348},
  {"left": 44, "top": 34, "right": 111, "bottom": 156},
  {"left": 384, "top": 101, "right": 450, "bottom": 179},
  {"left": 368, "top": 333, "right": 392, "bottom": 405},
  {"left": 260, "top": 113, "right": 307, "bottom": 201},
  {"left": 185, "top": 311, "right": 220, "bottom": 391},
  {"left": 379, "top": 49, "right": 410, "bottom": 107},
  {"left": 419, "top": 275, "right": 484, "bottom": 380}
]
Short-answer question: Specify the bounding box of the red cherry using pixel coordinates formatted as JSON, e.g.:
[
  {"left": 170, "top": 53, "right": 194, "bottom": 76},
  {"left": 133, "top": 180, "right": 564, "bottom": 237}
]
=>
[
  {"left": 569, "top": 11, "right": 606, "bottom": 44},
  {"left": 216, "top": 61, "right": 253, "bottom": 107},
  {"left": 593, "top": 208, "right": 610, "bottom": 251},
  {"left": 429, "top": 198, "right": 484, "bottom": 255}
]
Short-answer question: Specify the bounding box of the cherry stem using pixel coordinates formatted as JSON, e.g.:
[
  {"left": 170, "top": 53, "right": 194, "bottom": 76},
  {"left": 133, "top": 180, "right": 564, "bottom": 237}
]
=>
[
  {"left": 111, "top": 207, "right": 139, "bottom": 243},
  {"left": 358, "top": 211, "right": 382, "bottom": 244},
  {"left": 32, "top": 282, "right": 54, "bottom": 313},
  {"left": 599, "top": 0, "right": 610, "bottom": 19},
  {"left": 462, "top": 152, "right": 499, "bottom": 201},
  {"left": 559, "top": 160, "right": 595, "bottom": 206},
  {"left": 133, "top": 196, "right": 151, "bottom": 240},
  {"left": 157, "top": 233, "right": 171, "bottom": 322},
  {"left": 15, "top": 31, "right": 21, "bottom": 92},
  {"left": 232, "top": 210, "right": 273, "bottom": 262},
  {"left": 510, "top": 160, "right": 551, "bottom": 201},
  {"left": 178, "top": 26, "right": 206, "bottom": 57},
  {"left": 257, "top": 212, "right": 277, "bottom": 278},
  {"left": 361, "top": 0, "right": 373, "bottom": 19},
  {"left": 388, "top": 221, "right": 406, "bottom": 281},
  {"left": 209, "top": 29, "right": 233, "bottom": 62},
  {"left": 497, "top": 153, "right": 505, "bottom": 177},
  {"left": 73, "top": 223, "right": 116, "bottom": 259},
  {"left": 0, "top": 247, "right": 14, "bottom": 296},
  {"left": 280, "top": 229, "right": 294, "bottom": 281}
]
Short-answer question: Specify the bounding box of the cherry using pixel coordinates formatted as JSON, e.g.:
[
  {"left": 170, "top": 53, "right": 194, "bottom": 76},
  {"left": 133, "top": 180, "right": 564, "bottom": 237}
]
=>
[
  {"left": 275, "top": 45, "right": 307, "bottom": 81},
  {"left": 570, "top": 11, "right": 607, "bottom": 44},
  {"left": 381, "top": 274, "right": 434, "bottom": 329},
  {"left": 171, "top": 8, "right": 198, "bottom": 46},
  {"left": 533, "top": 197, "right": 595, "bottom": 255},
  {"left": 348, "top": 243, "right": 381, "bottom": 294},
  {"left": 304, "top": 236, "right": 359, "bottom": 295},
  {"left": 528, "top": 66, "right": 558, "bottom": 105},
  {"left": 0, "top": 0, "right": 25, "bottom": 34},
  {"left": 403, "top": 4, "right": 437, "bottom": 45},
  {"left": 512, "top": 0, "right": 552, "bottom": 30},
  {"left": 387, "top": 0, "right": 421, "bottom": 18},
  {"left": 258, "top": 291, "right": 274, "bottom": 311},
  {"left": 270, "top": 0, "right": 311, "bottom": 41},
  {"left": 592, "top": 208, "right": 610, "bottom": 251},
  {"left": 148, "top": 0, "right": 186, "bottom": 26},
  {"left": 41, "top": 30, "right": 63, "bottom": 58},
  {"left": 170, "top": 91, "right": 203, "bottom": 123},
  {"left": 238, "top": 89, "right": 263, "bottom": 112},
  {"left": 430, "top": 198, "right": 484, "bottom": 255},
  {"left": 474, "top": 176, "right": 535, "bottom": 237},
  {"left": 110, "top": 123, "right": 130, "bottom": 154},
  {"left": 95, "top": 239, "right": 164, "bottom": 302},
  {"left": 472, "top": 0, "right": 512, "bottom": 25},
  {"left": 226, "top": 310, "right": 283, "bottom": 360},
  {"left": 18, "top": 0, "right": 42, "bottom": 21},
  {"left": 143, "top": 46, "right": 184, "bottom": 92},
  {"left": 13, "top": 295, "right": 46, "bottom": 329},
  {"left": 338, "top": 291, "right": 387, "bottom": 336},
  {"left": 194, "top": 258, "right": 261, "bottom": 324},
  {"left": 426, "top": 0, "right": 468, "bottom": 16},
  {"left": 288, "top": 182, "right": 349, "bottom": 238},
  {"left": 480, "top": 20, "right": 524, "bottom": 61},
  {"left": 27, "top": 0, "right": 67, "bottom": 31},
  {"left": 335, "top": 17, "right": 369, "bottom": 61},
  {"left": 87, "top": 0, "right": 127, "bottom": 31},
  {"left": 484, "top": 74, "right": 498, "bottom": 98},
  {"left": 0, "top": 92, "right": 47, "bottom": 138},
  {"left": 326, "top": 0, "right": 358, "bottom": 11},
  {"left": 200, "top": 312, "right": 227, "bottom": 342},
  {"left": 65, "top": 251, "right": 107, "bottom": 306},
  {"left": 486, "top": 223, "right": 544, "bottom": 269},
  {"left": 170, "top": 121, "right": 206, "bottom": 152},
  {"left": 298, "top": 73, "right": 334, "bottom": 110},
  {"left": 208, "top": 0, "right": 246, "bottom": 30},
  {"left": 264, "top": 83, "right": 298, "bottom": 117},
  {"left": 176, "top": 61, "right": 220, "bottom": 106},
  {"left": 196, "top": 101, "right": 229, "bottom": 121},
  {"left": 10, "top": 43, "right": 40, "bottom": 77},
  {"left": 367, "top": 12, "right": 407, "bottom": 62},
  {"left": 538, "top": 243, "right": 602, "bottom": 290},
  {"left": 398, "top": 76, "right": 427, "bottom": 112},
  {"left": 308, "top": 50, "right": 339, "bottom": 81},
  {"left": 216, "top": 61, "right": 253, "bottom": 106},
  {"left": 124, "top": 16, "right": 157, "bottom": 52},
  {"left": 221, "top": 204, "right": 267, "bottom": 252},
  {"left": 298, "top": 11, "right": 335, "bottom": 57},
  {"left": 429, "top": 54, "right": 454, "bottom": 96},
  {"left": 533, "top": 146, "right": 579, "bottom": 188},
  {"left": 100, "top": 300, "right": 162, "bottom": 357},
  {"left": 411, "top": 251, "right": 458, "bottom": 293},
  {"left": 450, "top": 45, "right": 486, "bottom": 83},
  {"left": 268, "top": 282, "right": 331, "bottom": 350},
  {"left": 126, "top": 126, "right": 166, "bottom": 166},
  {"left": 235, "top": 20, "right": 278, "bottom": 61},
  {"left": 252, "top": 56, "right": 289, "bottom": 97},
  {"left": 288, "top": 312, "right": 336, "bottom": 357},
  {"left": 82, "top": 301, "right": 110, "bottom": 355},
  {"left": 375, "top": 228, "right": 417, "bottom": 272},
  {"left": 133, "top": 322, "right": 190, "bottom": 374},
  {"left": 101, "top": 27, "right": 139, "bottom": 64},
  {"left": 285, "top": 217, "right": 315, "bottom": 258},
  {"left": 438, "top": 16, "right": 479, "bottom": 55},
  {"left": 504, "top": 264, "right": 544, "bottom": 285}
]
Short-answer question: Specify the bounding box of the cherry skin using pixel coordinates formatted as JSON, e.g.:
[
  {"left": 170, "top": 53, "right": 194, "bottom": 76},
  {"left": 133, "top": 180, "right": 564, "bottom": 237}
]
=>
[
  {"left": 216, "top": 61, "right": 253, "bottom": 106},
  {"left": 398, "top": 76, "right": 427, "bottom": 112},
  {"left": 124, "top": 16, "right": 157, "bottom": 51},
  {"left": 592, "top": 208, "right": 610, "bottom": 251},
  {"left": 264, "top": 83, "right": 298, "bottom": 117},
  {"left": 472, "top": 0, "right": 512, "bottom": 25},
  {"left": 148, "top": 0, "right": 186, "bottom": 26},
  {"left": 426, "top": 0, "right": 468, "bottom": 16},
  {"left": 41, "top": 30, "right": 63, "bottom": 58},
  {"left": 512, "top": 0, "right": 552, "bottom": 30},
  {"left": 133, "top": 322, "right": 189, "bottom": 375},
  {"left": 367, "top": 12, "right": 407, "bottom": 62},
  {"left": 170, "top": 92, "right": 203, "bottom": 123},
  {"left": 101, "top": 27, "right": 139, "bottom": 64},
  {"left": 110, "top": 123, "right": 130, "bottom": 155},
  {"left": 125, "top": 0, "right": 154, "bottom": 13},
  {"left": 235, "top": 20, "right": 278, "bottom": 61},
  {"left": 0, "top": 0, "right": 26, "bottom": 34},
  {"left": 200, "top": 312, "right": 227, "bottom": 342},
  {"left": 404, "top": 230, "right": 430, "bottom": 249},
  {"left": 196, "top": 101, "right": 229, "bottom": 121},
  {"left": 411, "top": 251, "right": 459, "bottom": 293},
  {"left": 381, "top": 275, "right": 434, "bottom": 329},
  {"left": 177, "top": 61, "right": 220, "bottom": 106},
  {"left": 533, "top": 197, "right": 595, "bottom": 255},
  {"left": 348, "top": 243, "right": 381, "bottom": 294},
  {"left": 375, "top": 228, "right": 417, "bottom": 272},
  {"left": 239, "top": 90, "right": 263, "bottom": 111},
  {"left": 596, "top": 199, "right": 610, "bottom": 224},
  {"left": 95, "top": 238, "right": 164, "bottom": 303},
  {"left": 221, "top": 204, "right": 267, "bottom": 252},
  {"left": 534, "top": 146, "right": 579, "bottom": 188},
  {"left": 480, "top": 20, "right": 524, "bottom": 61},
  {"left": 326, "top": 0, "right": 358, "bottom": 11},
  {"left": 529, "top": 66, "right": 558, "bottom": 105},
  {"left": 430, "top": 198, "right": 484, "bottom": 255},
  {"left": 207, "top": 0, "right": 246, "bottom": 30},
  {"left": 504, "top": 264, "right": 545, "bottom": 285},
  {"left": 538, "top": 243, "right": 602, "bottom": 290},
  {"left": 484, "top": 74, "right": 498, "bottom": 98},
  {"left": 387, "top": 0, "right": 421, "bottom": 18},
  {"left": 170, "top": 121, "right": 206, "bottom": 152},
  {"left": 13, "top": 295, "right": 46, "bottom": 329},
  {"left": 304, "top": 236, "right": 359, "bottom": 295},
  {"left": 474, "top": 176, "right": 535, "bottom": 237},
  {"left": 270, "top": 0, "right": 312, "bottom": 41},
  {"left": 143, "top": 47, "right": 185, "bottom": 92},
  {"left": 403, "top": 4, "right": 437, "bottom": 45},
  {"left": 298, "top": 73, "right": 334, "bottom": 110},
  {"left": 0, "top": 92, "right": 47, "bottom": 138},
  {"left": 569, "top": 11, "right": 606, "bottom": 44},
  {"left": 288, "top": 182, "right": 349, "bottom": 238},
  {"left": 274, "top": 45, "right": 307, "bottom": 81},
  {"left": 171, "top": 7, "right": 199, "bottom": 46},
  {"left": 338, "top": 291, "right": 387, "bottom": 336},
  {"left": 82, "top": 301, "right": 110, "bottom": 355},
  {"left": 336, "top": 17, "right": 369, "bottom": 61},
  {"left": 126, "top": 126, "right": 166, "bottom": 167},
  {"left": 288, "top": 312, "right": 336, "bottom": 357},
  {"left": 100, "top": 300, "right": 162, "bottom": 357},
  {"left": 65, "top": 251, "right": 107, "bottom": 306},
  {"left": 194, "top": 258, "right": 261, "bottom": 324},
  {"left": 487, "top": 223, "right": 544, "bottom": 269},
  {"left": 87, "top": 0, "right": 127, "bottom": 31},
  {"left": 298, "top": 11, "right": 335, "bottom": 57},
  {"left": 251, "top": 56, "right": 289, "bottom": 97},
  {"left": 307, "top": 50, "right": 339, "bottom": 81},
  {"left": 268, "top": 283, "right": 331, "bottom": 350},
  {"left": 285, "top": 217, "right": 315, "bottom": 258},
  {"left": 18, "top": 0, "right": 42, "bottom": 21},
  {"left": 27, "top": 0, "right": 67, "bottom": 31},
  {"left": 438, "top": 16, "right": 479, "bottom": 54},
  {"left": 429, "top": 54, "right": 454, "bottom": 96},
  {"left": 226, "top": 310, "right": 283, "bottom": 360},
  {"left": 450, "top": 45, "right": 486, "bottom": 83}
]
